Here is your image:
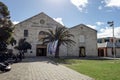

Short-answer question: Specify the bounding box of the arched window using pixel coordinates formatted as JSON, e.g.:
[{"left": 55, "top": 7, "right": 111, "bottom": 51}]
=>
[{"left": 38, "top": 31, "right": 46, "bottom": 42}]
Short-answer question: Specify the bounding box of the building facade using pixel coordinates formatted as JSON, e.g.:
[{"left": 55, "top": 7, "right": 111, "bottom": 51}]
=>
[
  {"left": 13, "top": 12, "right": 98, "bottom": 57},
  {"left": 98, "top": 37, "right": 120, "bottom": 57}
]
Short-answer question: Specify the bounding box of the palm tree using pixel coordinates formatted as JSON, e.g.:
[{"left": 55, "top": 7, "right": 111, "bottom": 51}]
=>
[{"left": 41, "top": 27, "right": 75, "bottom": 58}]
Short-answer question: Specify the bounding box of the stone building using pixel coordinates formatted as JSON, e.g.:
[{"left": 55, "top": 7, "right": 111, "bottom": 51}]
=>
[{"left": 13, "top": 12, "right": 98, "bottom": 57}]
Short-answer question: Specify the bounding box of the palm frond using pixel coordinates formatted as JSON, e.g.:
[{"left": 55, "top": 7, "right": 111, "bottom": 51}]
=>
[
  {"left": 41, "top": 27, "right": 76, "bottom": 47},
  {"left": 61, "top": 39, "right": 76, "bottom": 47},
  {"left": 55, "top": 27, "right": 66, "bottom": 39},
  {"left": 42, "top": 40, "right": 50, "bottom": 45},
  {"left": 48, "top": 29, "right": 54, "bottom": 36}
]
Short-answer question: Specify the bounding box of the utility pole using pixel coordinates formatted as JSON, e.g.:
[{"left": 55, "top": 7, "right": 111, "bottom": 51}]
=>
[{"left": 107, "top": 21, "right": 116, "bottom": 58}]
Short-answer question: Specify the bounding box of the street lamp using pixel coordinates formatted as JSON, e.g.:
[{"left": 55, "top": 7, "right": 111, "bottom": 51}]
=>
[{"left": 107, "top": 21, "right": 116, "bottom": 58}]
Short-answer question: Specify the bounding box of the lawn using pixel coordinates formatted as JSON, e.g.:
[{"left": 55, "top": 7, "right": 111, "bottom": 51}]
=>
[{"left": 51, "top": 58, "right": 120, "bottom": 80}]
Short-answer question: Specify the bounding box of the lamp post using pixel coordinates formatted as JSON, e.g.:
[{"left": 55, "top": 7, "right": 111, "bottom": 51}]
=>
[{"left": 107, "top": 21, "right": 116, "bottom": 58}]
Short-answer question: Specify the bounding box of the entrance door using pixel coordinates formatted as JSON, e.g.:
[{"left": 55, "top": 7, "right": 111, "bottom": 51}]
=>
[
  {"left": 98, "top": 48, "right": 105, "bottom": 57},
  {"left": 36, "top": 45, "right": 47, "bottom": 56},
  {"left": 36, "top": 48, "right": 46, "bottom": 56},
  {"left": 79, "top": 47, "right": 86, "bottom": 57}
]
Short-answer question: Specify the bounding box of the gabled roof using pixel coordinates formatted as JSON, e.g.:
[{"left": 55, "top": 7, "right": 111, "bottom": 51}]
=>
[
  {"left": 14, "top": 12, "right": 64, "bottom": 27},
  {"left": 70, "top": 24, "right": 97, "bottom": 32}
]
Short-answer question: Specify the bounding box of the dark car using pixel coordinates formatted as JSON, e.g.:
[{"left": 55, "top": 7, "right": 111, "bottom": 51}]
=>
[{"left": 0, "top": 61, "right": 11, "bottom": 72}]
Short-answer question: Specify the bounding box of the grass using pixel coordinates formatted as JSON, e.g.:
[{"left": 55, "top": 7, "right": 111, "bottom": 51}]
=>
[{"left": 51, "top": 58, "right": 120, "bottom": 80}]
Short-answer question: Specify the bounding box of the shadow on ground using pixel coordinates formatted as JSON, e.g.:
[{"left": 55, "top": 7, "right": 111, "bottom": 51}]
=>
[{"left": 21, "top": 57, "right": 59, "bottom": 65}]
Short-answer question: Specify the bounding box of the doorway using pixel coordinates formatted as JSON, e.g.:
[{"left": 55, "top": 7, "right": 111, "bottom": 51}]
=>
[
  {"left": 79, "top": 47, "right": 86, "bottom": 57},
  {"left": 98, "top": 48, "right": 107, "bottom": 57},
  {"left": 36, "top": 45, "right": 47, "bottom": 56}
]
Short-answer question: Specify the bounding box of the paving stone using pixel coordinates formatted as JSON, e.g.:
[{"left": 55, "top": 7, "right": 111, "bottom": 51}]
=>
[{"left": 0, "top": 57, "right": 94, "bottom": 80}]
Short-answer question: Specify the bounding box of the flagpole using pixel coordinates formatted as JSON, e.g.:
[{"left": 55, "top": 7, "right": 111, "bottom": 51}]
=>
[{"left": 107, "top": 21, "right": 116, "bottom": 58}]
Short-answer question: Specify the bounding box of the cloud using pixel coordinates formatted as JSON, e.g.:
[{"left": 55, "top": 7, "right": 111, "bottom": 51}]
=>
[
  {"left": 101, "top": 1, "right": 105, "bottom": 4},
  {"left": 96, "top": 21, "right": 104, "bottom": 26},
  {"left": 98, "top": 6, "right": 102, "bottom": 10},
  {"left": 70, "top": 0, "right": 88, "bottom": 12},
  {"left": 104, "top": 0, "right": 120, "bottom": 8},
  {"left": 13, "top": 21, "right": 19, "bottom": 25},
  {"left": 53, "top": 18, "right": 64, "bottom": 26},
  {"left": 98, "top": 27, "right": 111, "bottom": 38},
  {"left": 86, "top": 24, "right": 96, "bottom": 29},
  {"left": 98, "top": 27, "right": 120, "bottom": 38}
]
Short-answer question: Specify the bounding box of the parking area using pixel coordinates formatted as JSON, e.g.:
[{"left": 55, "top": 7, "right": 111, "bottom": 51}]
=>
[{"left": 0, "top": 57, "right": 94, "bottom": 80}]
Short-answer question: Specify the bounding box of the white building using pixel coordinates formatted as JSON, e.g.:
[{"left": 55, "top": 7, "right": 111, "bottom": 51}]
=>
[
  {"left": 98, "top": 37, "right": 120, "bottom": 57},
  {"left": 13, "top": 12, "right": 98, "bottom": 57}
]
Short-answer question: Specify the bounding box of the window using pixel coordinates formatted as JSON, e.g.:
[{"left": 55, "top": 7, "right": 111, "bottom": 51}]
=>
[
  {"left": 24, "top": 30, "right": 28, "bottom": 37},
  {"left": 40, "top": 19, "right": 45, "bottom": 24},
  {"left": 38, "top": 31, "right": 46, "bottom": 41},
  {"left": 97, "top": 39, "right": 102, "bottom": 43},
  {"left": 105, "top": 38, "right": 109, "bottom": 42},
  {"left": 79, "top": 35, "right": 85, "bottom": 43}
]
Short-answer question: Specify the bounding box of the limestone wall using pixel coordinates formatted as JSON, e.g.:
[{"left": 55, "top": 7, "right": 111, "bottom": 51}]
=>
[
  {"left": 13, "top": 12, "right": 98, "bottom": 57},
  {"left": 13, "top": 12, "right": 63, "bottom": 57},
  {"left": 67, "top": 24, "right": 98, "bottom": 57}
]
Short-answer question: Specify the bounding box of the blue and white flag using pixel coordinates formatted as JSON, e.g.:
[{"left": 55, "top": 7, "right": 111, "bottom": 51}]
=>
[
  {"left": 47, "top": 40, "right": 58, "bottom": 55},
  {"left": 53, "top": 40, "right": 58, "bottom": 54},
  {"left": 47, "top": 42, "right": 52, "bottom": 54}
]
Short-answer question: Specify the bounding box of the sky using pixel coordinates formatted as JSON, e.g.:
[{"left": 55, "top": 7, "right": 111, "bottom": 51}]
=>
[{"left": 1, "top": 0, "right": 120, "bottom": 38}]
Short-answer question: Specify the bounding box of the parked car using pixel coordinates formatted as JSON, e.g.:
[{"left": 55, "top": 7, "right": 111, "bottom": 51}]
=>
[{"left": 0, "top": 61, "right": 11, "bottom": 72}]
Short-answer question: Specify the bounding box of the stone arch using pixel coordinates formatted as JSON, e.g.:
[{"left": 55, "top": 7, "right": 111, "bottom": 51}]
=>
[
  {"left": 79, "top": 46, "right": 86, "bottom": 57},
  {"left": 38, "top": 31, "right": 46, "bottom": 42}
]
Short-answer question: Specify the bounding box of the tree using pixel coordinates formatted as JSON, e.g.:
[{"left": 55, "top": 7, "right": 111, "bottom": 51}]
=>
[
  {"left": 15, "top": 38, "right": 32, "bottom": 60},
  {"left": 0, "top": 1, "right": 14, "bottom": 52},
  {"left": 41, "top": 27, "right": 76, "bottom": 58},
  {"left": 10, "top": 37, "right": 17, "bottom": 46}
]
